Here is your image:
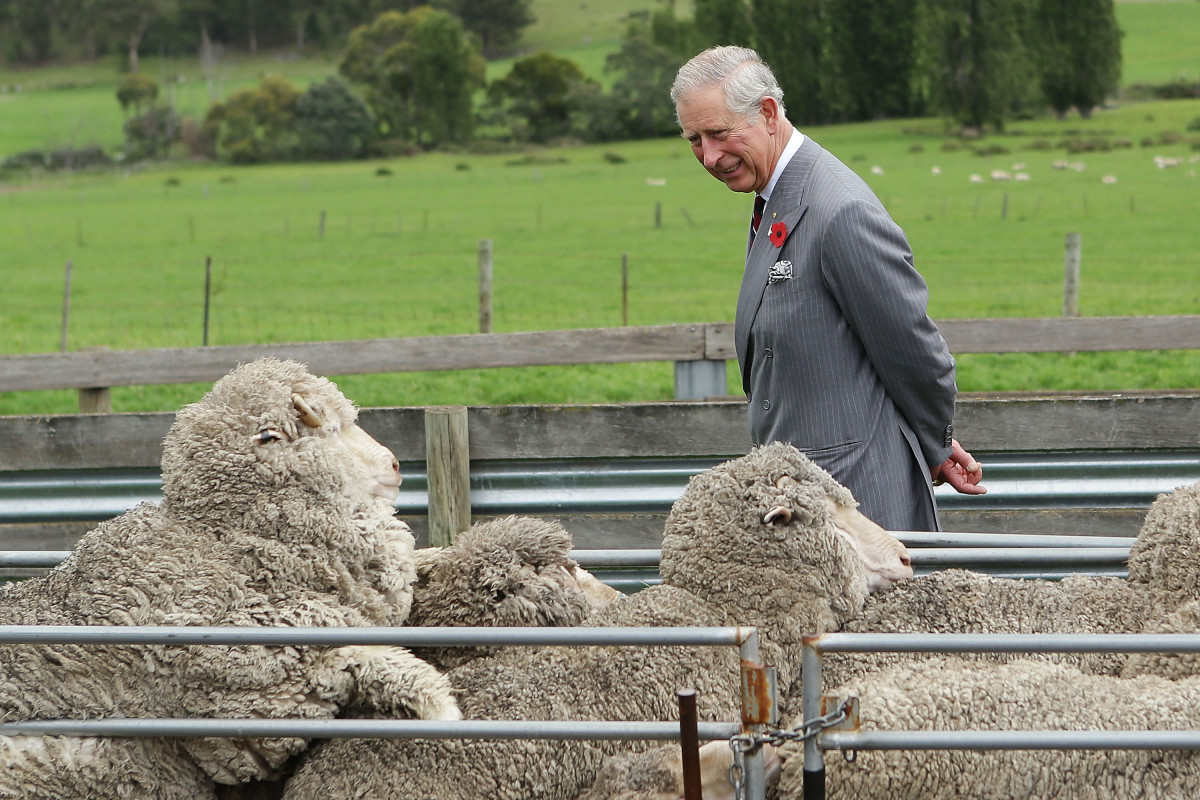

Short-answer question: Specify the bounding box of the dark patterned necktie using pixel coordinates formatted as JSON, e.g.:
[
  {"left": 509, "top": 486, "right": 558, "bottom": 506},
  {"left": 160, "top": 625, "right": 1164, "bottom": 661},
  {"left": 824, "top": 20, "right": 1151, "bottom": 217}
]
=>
[{"left": 750, "top": 194, "right": 766, "bottom": 241}]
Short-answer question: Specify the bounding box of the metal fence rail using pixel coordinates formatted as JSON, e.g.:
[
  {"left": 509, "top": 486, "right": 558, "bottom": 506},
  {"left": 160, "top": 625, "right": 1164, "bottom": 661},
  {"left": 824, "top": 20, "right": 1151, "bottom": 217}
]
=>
[
  {"left": 2, "top": 451, "right": 1195, "bottom": 525},
  {"left": 0, "top": 624, "right": 771, "bottom": 799},
  {"left": 800, "top": 632, "right": 1200, "bottom": 800},
  {"left": 0, "top": 535, "right": 1139, "bottom": 588}
]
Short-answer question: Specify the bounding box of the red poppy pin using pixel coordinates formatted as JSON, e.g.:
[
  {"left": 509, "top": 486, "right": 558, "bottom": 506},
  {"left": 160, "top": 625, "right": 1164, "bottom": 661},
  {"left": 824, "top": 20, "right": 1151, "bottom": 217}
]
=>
[{"left": 768, "top": 221, "right": 787, "bottom": 247}]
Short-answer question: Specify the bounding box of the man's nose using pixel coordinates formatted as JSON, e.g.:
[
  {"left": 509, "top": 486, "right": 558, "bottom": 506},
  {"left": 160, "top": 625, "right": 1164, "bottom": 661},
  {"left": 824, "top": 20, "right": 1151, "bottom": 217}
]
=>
[{"left": 700, "top": 138, "right": 722, "bottom": 168}]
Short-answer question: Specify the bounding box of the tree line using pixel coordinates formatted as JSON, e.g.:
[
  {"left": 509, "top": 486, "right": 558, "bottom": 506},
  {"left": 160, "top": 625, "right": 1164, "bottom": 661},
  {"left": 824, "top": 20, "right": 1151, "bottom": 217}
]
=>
[{"left": 2, "top": 0, "right": 1123, "bottom": 166}]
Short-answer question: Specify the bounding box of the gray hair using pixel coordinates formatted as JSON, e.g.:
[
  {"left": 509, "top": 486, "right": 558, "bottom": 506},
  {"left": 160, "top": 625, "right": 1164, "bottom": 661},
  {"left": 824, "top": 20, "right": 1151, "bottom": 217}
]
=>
[{"left": 670, "top": 45, "right": 786, "bottom": 124}]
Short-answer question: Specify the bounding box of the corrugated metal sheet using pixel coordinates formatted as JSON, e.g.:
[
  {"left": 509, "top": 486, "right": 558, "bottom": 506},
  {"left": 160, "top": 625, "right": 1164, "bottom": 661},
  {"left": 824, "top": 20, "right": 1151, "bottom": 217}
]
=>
[{"left": 2, "top": 450, "right": 1195, "bottom": 525}]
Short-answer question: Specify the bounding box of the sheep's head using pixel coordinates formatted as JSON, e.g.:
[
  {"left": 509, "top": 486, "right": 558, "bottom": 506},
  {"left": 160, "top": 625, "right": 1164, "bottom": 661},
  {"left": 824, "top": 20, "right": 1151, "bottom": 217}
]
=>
[
  {"left": 410, "top": 516, "right": 618, "bottom": 630},
  {"left": 159, "top": 358, "right": 402, "bottom": 526},
  {"left": 408, "top": 516, "right": 621, "bottom": 668},
  {"left": 660, "top": 443, "right": 912, "bottom": 628}
]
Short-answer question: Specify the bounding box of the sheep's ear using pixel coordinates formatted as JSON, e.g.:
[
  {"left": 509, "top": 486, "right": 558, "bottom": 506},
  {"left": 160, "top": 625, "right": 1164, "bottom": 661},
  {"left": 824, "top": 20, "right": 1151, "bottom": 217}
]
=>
[{"left": 293, "top": 393, "right": 324, "bottom": 428}]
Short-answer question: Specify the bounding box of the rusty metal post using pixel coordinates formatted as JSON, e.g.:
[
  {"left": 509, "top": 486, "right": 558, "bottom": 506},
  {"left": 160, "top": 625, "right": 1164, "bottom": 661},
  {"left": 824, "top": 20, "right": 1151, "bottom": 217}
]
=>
[
  {"left": 738, "top": 629, "right": 769, "bottom": 800},
  {"left": 802, "top": 634, "right": 826, "bottom": 800},
  {"left": 677, "top": 689, "right": 702, "bottom": 800}
]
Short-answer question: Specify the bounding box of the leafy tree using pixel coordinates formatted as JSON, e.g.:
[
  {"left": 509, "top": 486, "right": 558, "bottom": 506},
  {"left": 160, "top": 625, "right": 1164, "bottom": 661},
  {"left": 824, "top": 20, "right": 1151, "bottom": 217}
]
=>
[
  {"left": 486, "top": 52, "right": 594, "bottom": 143},
  {"left": 94, "top": 0, "right": 176, "bottom": 72},
  {"left": 648, "top": 5, "right": 699, "bottom": 59},
  {"left": 916, "top": 0, "right": 1037, "bottom": 130},
  {"left": 339, "top": 7, "right": 485, "bottom": 147},
  {"left": 440, "top": 0, "right": 534, "bottom": 56},
  {"left": 294, "top": 77, "right": 376, "bottom": 159},
  {"left": 830, "top": 0, "right": 919, "bottom": 120},
  {"left": 1033, "top": 0, "right": 1121, "bottom": 118},
  {"left": 116, "top": 72, "right": 159, "bottom": 115},
  {"left": 604, "top": 21, "right": 683, "bottom": 139},
  {"left": 693, "top": 0, "right": 751, "bottom": 50},
  {"left": 751, "top": 0, "right": 849, "bottom": 125},
  {"left": 203, "top": 74, "right": 300, "bottom": 163},
  {"left": 2, "top": 0, "right": 57, "bottom": 62}
]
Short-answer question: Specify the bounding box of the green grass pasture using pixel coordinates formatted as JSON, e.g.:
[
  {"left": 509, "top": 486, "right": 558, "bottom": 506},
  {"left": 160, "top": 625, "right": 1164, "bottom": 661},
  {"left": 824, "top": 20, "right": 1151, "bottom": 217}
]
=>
[
  {"left": 1115, "top": 0, "right": 1200, "bottom": 86},
  {"left": 2, "top": 99, "right": 1197, "bottom": 415}
]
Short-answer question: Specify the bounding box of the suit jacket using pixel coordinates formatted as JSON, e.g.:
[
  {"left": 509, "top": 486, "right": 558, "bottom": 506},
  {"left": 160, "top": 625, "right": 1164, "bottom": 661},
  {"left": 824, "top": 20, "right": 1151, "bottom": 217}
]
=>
[{"left": 735, "top": 136, "right": 956, "bottom": 531}]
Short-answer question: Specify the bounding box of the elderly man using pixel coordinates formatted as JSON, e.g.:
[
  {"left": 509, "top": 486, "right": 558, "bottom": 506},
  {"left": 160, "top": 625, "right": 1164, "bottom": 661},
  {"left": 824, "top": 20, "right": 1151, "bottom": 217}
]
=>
[{"left": 671, "top": 45, "right": 985, "bottom": 531}]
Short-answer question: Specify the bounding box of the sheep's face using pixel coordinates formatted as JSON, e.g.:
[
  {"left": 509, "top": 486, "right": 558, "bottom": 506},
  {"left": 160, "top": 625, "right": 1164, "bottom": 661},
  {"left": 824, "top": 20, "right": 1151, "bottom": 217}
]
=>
[{"left": 160, "top": 359, "right": 402, "bottom": 523}]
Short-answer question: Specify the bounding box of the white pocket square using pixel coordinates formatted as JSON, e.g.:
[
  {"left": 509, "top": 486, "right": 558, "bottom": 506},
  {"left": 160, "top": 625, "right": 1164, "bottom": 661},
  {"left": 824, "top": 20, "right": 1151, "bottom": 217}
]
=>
[{"left": 767, "top": 260, "right": 793, "bottom": 284}]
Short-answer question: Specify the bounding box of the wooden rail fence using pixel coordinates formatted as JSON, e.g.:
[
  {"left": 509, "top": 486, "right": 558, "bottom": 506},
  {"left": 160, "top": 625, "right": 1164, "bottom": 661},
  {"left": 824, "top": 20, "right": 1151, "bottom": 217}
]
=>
[{"left": 1, "top": 316, "right": 1197, "bottom": 411}]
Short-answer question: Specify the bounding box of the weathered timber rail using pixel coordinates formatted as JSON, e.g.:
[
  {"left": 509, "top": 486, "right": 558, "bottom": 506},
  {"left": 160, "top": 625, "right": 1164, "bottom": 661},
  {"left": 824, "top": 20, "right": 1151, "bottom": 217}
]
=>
[
  {"left": 1, "top": 316, "right": 1197, "bottom": 408},
  {"left": 2, "top": 393, "right": 1197, "bottom": 562}
]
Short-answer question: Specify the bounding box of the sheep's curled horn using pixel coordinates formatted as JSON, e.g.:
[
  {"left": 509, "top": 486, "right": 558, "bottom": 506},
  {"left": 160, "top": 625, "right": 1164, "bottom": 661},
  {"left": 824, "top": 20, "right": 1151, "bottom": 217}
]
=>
[
  {"left": 293, "top": 394, "right": 325, "bottom": 428},
  {"left": 763, "top": 475, "right": 796, "bottom": 525}
]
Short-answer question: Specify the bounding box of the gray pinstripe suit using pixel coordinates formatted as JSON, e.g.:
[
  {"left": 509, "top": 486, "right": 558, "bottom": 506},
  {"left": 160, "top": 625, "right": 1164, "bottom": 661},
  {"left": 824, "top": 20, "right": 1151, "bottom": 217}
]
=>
[{"left": 735, "top": 136, "right": 957, "bottom": 531}]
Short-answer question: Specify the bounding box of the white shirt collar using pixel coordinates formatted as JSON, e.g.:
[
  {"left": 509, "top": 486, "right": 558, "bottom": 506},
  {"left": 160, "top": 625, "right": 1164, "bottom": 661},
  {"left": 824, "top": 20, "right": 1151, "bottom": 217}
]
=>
[{"left": 759, "top": 129, "right": 803, "bottom": 204}]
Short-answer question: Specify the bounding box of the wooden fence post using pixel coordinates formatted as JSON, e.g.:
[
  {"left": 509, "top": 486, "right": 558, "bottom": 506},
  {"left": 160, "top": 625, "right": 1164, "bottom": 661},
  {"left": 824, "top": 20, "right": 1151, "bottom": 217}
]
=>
[
  {"left": 1063, "top": 233, "right": 1082, "bottom": 318},
  {"left": 203, "top": 256, "right": 212, "bottom": 346},
  {"left": 77, "top": 346, "right": 112, "bottom": 414},
  {"left": 621, "top": 254, "right": 629, "bottom": 327},
  {"left": 425, "top": 406, "right": 471, "bottom": 546},
  {"left": 60, "top": 260, "right": 72, "bottom": 353},
  {"left": 478, "top": 239, "right": 493, "bottom": 334}
]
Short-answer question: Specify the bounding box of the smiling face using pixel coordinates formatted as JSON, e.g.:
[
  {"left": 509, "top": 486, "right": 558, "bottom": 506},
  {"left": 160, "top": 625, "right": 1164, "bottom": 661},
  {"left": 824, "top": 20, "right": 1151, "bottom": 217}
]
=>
[{"left": 677, "top": 83, "right": 784, "bottom": 195}]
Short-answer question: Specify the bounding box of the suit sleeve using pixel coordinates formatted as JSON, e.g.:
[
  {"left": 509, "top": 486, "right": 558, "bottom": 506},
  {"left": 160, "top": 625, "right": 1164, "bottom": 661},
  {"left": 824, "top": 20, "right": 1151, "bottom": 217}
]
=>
[{"left": 818, "top": 197, "right": 957, "bottom": 469}]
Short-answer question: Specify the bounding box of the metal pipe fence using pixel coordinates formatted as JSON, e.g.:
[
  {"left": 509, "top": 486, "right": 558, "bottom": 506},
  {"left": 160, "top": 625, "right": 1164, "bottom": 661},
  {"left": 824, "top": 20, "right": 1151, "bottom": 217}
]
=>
[
  {"left": 0, "top": 536, "right": 1138, "bottom": 577},
  {"left": 800, "top": 632, "right": 1200, "bottom": 800},
  {"left": 0, "top": 624, "right": 769, "bottom": 800}
]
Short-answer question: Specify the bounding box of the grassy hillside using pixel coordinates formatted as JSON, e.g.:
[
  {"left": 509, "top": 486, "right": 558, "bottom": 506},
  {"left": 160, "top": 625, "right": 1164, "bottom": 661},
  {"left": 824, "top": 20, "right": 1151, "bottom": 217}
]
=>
[
  {"left": 0, "top": 2, "right": 1197, "bottom": 415},
  {"left": 1, "top": 97, "right": 1196, "bottom": 415},
  {"left": 1, "top": 0, "right": 1197, "bottom": 158}
]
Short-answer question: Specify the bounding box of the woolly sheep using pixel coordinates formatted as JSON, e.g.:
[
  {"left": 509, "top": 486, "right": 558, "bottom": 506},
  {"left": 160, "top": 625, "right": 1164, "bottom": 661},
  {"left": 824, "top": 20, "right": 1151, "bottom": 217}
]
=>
[
  {"left": 219, "top": 515, "right": 623, "bottom": 800},
  {"left": 405, "top": 514, "right": 623, "bottom": 669},
  {"left": 280, "top": 442, "right": 913, "bottom": 800},
  {"left": 777, "top": 657, "right": 1200, "bottom": 799},
  {"left": 0, "top": 358, "right": 458, "bottom": 800},
  {"left": 802, "top": 479, "right": 1200, "bottom": 705}
]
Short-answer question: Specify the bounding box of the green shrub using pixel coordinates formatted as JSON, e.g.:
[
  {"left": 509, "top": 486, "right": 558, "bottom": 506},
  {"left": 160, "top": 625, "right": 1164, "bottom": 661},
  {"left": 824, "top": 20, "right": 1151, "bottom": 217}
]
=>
[
  {"left": 204, "top": 76, "right": 300, "bottom": 164},
  {"left": 124, "top": 106, "right": 180, "bottom": 160},
  {"left": 294, "top": 78, "right": 375, "bottom": 161},
  {"left": 116, "top": 73, "right": 159, "bottom": 116}
]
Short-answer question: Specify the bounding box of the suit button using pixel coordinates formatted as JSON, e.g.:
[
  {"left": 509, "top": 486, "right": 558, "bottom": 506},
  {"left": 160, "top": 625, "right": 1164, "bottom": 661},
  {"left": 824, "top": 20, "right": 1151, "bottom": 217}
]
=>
[
  {"left": 764, "top": 348, "right": 773, "bottom": 358},
  {"left": 762, "top": 399, "right": 770, "bottom": 410}
]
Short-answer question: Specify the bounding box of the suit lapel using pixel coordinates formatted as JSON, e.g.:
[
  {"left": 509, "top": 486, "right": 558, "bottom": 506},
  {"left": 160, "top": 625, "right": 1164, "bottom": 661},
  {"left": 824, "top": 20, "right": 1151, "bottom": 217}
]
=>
[{"left": 734, "top": 138, "right": 822, "bottom": 374}]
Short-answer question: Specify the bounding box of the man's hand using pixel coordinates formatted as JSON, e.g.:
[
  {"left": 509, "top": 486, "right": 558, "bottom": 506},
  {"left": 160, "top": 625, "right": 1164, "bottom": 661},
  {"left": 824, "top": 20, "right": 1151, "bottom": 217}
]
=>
[{"left": 933, "top": 439, "right": 987, "bottom": 495}]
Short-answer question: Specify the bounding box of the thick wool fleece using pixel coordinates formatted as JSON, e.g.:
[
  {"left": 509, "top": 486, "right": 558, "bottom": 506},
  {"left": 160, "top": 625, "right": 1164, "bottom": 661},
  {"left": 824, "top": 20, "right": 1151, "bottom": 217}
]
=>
[
  {"left": 778, "top": 658, "right": 1200, "bottom": 800},
  {"left": 407, "top": 515, "right": 594, "bottom": 669},
  {"left": 798, "top": 480, "right": 1200, "bottom": 711},
  {"left": 1127, "top": 481, "right": 1200, "bottom": 612},
  {"left": 281, "top": 443, "right": 874, "bottom": 800},
  {"left": 0, "top": 359, "right": 453, "bottom": 798}
]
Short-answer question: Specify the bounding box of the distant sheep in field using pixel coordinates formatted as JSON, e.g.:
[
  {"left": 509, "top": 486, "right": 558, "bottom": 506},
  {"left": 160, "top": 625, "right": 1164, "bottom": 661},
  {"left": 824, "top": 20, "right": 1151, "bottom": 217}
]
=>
[
  {"left": 990, "top": 170, "right": 1011, "bottom": 181},
  {"left": 280, "top": 443, "right": 913, "bottom": 800},
  {"left": 0, "top": 358, "right": 458, "bottom": 800}
]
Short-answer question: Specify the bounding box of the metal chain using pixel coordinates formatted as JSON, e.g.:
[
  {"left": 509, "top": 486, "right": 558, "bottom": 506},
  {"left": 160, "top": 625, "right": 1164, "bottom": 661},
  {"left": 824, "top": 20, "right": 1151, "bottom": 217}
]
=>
[
  {"left": 726, "top": 701, "right": 850, "bottom": 799},
  {"left": 727, "top": 735, "right": 748, "bottom": 799}
]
